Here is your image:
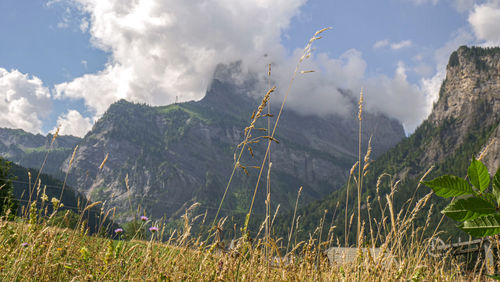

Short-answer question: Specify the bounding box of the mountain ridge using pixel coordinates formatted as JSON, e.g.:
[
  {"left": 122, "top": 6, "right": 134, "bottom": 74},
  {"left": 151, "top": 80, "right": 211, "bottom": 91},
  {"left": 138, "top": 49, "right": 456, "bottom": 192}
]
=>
[{"left": 57, "top": 64, "right": 405, "bottom": 223}]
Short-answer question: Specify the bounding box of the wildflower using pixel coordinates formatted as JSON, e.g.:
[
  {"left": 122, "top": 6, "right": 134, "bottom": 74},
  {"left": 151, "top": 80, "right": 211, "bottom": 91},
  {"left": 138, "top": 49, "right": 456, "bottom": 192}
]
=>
[
  {"left": 40, "top": 193, "right": 48, "bottom": 202},
  {"left": 149, "top": 226, "right": 159, "bottom": 233},
  {"left": 141, "top": 216, "right": 148, "bottom": 222},
  {"left": 21, "top": 242, "right": 29, "bottom": 247},
  {"left": 114, "top": 228, "right": 123, "bottom": 234},
  {"left": 51, "top": 197, "right": 61, "bottom": 209}
]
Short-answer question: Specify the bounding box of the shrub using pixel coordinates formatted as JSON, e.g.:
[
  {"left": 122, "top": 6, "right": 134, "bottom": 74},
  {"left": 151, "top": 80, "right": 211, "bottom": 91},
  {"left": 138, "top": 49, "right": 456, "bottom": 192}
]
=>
[{"left": 423, "top": 157, "right": 500, "bottom": 237}]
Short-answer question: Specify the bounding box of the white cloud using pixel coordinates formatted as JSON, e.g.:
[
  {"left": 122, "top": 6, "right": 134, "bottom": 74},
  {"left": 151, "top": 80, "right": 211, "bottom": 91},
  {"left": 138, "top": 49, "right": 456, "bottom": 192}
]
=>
[
  {"left": 269, "top": 49, "right": 366, "bottom": 117},
  {"left": 51, "top": 0, "right": 462, "bottom": 136},
  {"left": 56, "top": 7, "right": 72, "bottom": 29},
  {"left": 373, "top": 39, "right": 390, "bottom": 49},
  {"left": 468, "top": 1, "right": 500, "bottom": 44},
  {"left": 373, "top": 39, "right": 412, "bottom": 50},
  {"left": 391, "top": 40, "right": 412, "bottom": 50},
  {"left": 271, "top": 49, "right": 430, "bottom": 133},
  {"left": 53, "top": 109, "right": 93, "bottom": 137},
  {"left": 80, "top": 17, "right": 89, "bottom": 32},
  {"left": 0, "top": 68, "right": 52, "bottom": 133},
  {"left": 364, "top": 62, "right": 429, "bottom": 132},
  {"left": 56, "top": 0, "right": 307, "bottom": 117}
]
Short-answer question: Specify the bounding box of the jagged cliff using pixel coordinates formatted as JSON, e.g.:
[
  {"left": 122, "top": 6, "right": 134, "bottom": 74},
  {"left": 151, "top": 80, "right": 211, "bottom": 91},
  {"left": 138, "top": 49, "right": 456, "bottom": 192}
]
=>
[
  {"left": 59, "top": 64, "right": 405, "bottom": 222},
  {"left": 281, "top": 46, "right": 500, "bottom": 241},
  {"left": 423, "top": 46, "right": 500, "bottom": 172}
]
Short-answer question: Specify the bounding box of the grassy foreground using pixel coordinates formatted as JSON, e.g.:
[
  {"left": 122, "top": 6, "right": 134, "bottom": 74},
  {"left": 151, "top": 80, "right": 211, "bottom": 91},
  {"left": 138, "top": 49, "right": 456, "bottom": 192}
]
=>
[{"left": 0, "top": 215, "right": 482, "bottom": 281}]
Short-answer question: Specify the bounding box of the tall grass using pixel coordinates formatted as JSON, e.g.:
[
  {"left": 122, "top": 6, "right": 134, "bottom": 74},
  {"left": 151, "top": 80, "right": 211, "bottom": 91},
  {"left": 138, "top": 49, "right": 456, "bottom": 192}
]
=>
[
  {"left": 0, "top": 183, "right": 483, "bottom": 280},
  {"left": 0, "top": 28, "right": 494, "bottom": 280}
]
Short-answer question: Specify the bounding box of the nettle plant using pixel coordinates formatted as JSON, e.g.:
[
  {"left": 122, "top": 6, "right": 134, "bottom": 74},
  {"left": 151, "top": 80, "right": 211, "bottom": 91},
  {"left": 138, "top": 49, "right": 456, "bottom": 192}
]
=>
[{"left": 423, "top": 158, "right": 500, "bottom": 237}]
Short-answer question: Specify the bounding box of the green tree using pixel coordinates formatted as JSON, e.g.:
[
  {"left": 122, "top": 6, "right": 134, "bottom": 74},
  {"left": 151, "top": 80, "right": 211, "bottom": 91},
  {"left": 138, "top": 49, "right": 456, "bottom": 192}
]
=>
[{"left": 0, "top": 157, "right": 18, "bottom": 218}]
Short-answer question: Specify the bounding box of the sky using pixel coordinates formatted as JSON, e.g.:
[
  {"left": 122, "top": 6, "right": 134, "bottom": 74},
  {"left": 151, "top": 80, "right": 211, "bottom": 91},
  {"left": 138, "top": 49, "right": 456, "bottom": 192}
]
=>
[{"left": 0, "top": 0, "right": 499, "bottom": 137}]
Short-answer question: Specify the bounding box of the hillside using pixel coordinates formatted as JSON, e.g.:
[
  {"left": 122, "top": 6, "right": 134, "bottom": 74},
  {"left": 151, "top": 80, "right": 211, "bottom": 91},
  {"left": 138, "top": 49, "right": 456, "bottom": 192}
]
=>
[
  {"left": 281, "top": 46, "right": 500, "bottom": 243},
  {"left": 59, "top": 63, "right": 405, "bottom": 223},
  {"left": 1, "top": 156, "right": 115, "bottom": 233},
  {"left": 0, "top": 128, "right": 80, "bottom": 179}
]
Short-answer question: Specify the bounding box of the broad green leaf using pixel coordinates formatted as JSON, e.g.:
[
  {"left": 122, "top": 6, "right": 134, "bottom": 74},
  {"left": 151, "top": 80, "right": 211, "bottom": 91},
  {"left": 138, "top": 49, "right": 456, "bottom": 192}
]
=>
[
  {"left": 423, "top": 175, "right": 473, "bottom": 198},
  {"left": 493, "top": 167, "right": 500, "bottom": 205},
  {"left": 485, "top": 273, "right": 500, "bottom": 280},
  {"left": 482, "top": 192, "right": 498, "bottom": 207},
  {"left": 442, "top": 197, "right": 496, "bottom": 221},
  {"left": 459, "top": 214, "right": 500, "bottom": 237},
  {"left": 468, "top": 158, "right": 490, "bottom": 192}
]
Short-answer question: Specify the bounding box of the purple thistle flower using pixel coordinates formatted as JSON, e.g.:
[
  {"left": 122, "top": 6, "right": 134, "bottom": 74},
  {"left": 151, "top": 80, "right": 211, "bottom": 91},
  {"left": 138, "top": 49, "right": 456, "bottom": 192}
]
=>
[
  {"left": 149, "top": 226, "right": 159, "bottom": 233},
  {"left": 114, "top": 228, "right": 124, "bottom": 234},
  {"left": 140, "top": 216, "right": 148, "bottom": 222},
  {"left": 21, "top": 242, "right": 29, "bottom": 247}
]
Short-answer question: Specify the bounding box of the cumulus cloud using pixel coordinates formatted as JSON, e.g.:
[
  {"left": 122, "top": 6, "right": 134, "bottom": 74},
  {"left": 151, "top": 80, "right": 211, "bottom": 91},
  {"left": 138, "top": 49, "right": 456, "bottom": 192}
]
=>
[
  {"left": 373, "top": 39, "right": 390, "bottom": 49},
  {"left": 50, "top": 0, "right": 460, "bottom": 135},
  {"left": 0, "top": 68, "right": 52, "bottom": 133},
  {"left": 270, "top": 49, "right": 366, "bottom": 117},
  {"left": 53, "top": 109, "right": 93, "bottom": 137},
  {"left": 468, "top": 1, "right": 500, "bottom": 44},
  {"left": 373, "top": 39, "right": 412, "bottom": 50},
  {"left": 271, "top": 49, "right": 431, "bottom": 133},
  {"left": 391, "top": 40, "right": 413, "bottom": 50},
  {"left": 56, "top": 0, "right": 306, "bottom": 117},
  {"left": 364, "top": 62, "right": 429, "bottom": 132}
]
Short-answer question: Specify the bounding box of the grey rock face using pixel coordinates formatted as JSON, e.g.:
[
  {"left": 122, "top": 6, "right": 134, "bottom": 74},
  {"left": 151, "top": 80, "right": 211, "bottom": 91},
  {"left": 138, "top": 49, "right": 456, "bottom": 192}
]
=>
[{"left": 423, "top": 46, "right": 500, "bottom": 172}]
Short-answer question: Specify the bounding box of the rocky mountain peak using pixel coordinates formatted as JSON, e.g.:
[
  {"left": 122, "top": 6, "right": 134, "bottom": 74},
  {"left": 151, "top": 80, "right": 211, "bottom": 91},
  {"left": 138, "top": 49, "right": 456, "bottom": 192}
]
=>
[
  {"left": 421, "top": 46, "right": 500, "bottom": 171},
  {"left": 429, "top": 46, "right": 500, "bottom": 124}
]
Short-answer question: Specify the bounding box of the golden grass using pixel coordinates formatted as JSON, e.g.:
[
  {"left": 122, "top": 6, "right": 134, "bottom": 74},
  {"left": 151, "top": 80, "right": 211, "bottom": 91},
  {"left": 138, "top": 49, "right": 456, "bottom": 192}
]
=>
[{"left": 0, "top": 211, "right": 482, "bottom": 281}]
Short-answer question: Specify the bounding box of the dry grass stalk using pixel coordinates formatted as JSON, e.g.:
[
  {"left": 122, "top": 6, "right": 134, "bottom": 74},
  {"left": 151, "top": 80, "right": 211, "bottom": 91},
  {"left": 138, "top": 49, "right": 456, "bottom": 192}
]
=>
[
  {"left": 58, "top": 145, "right": 79, "bottom": 200},
  {"left": 357, "top": 88, "right": 364, "bottom": 247},
  {"left": 245, "top": 27, "right": 332, "bottom": 233},
  {"left": 286, "top": 186, "right": 302, "bottom": 255}
]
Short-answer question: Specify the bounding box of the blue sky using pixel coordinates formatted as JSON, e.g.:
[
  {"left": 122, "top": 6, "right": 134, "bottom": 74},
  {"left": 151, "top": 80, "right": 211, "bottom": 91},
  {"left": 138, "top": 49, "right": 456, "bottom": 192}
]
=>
[{"left": 0, "top": 0, "right": 499, "bottom": 137}]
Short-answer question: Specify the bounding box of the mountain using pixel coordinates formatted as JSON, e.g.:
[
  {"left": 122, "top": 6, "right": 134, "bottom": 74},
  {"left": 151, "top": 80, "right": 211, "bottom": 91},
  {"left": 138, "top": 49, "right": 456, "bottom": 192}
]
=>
[
  {"left": 58, "top": 63, "right": 405, "bottom": 223},
  {"left": 0, "top": 128, "right": 80, "bottom": 179},
  {"left": 282, "top": 46, "right": 500, "bottom": 242}
]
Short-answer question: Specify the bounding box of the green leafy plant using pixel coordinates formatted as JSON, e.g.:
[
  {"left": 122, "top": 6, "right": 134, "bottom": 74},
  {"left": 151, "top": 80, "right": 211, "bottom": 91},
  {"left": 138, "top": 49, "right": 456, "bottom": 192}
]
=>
[{"left": 423, "top": 157, "right": 500, "bottom": 237}]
